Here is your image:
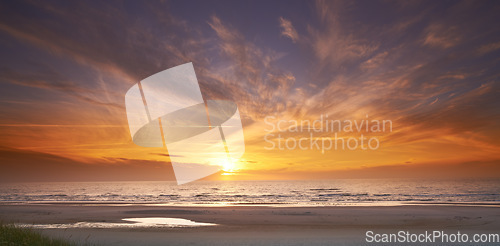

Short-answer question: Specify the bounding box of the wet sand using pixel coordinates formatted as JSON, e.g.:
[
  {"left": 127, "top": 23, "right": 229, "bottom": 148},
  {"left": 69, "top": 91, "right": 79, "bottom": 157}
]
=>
[{"left": 1, "top": 204, "right": 499, "bottom": 245}]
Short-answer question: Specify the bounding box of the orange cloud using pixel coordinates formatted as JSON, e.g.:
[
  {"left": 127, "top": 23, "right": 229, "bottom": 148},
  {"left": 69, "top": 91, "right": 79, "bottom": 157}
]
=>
[{"left": 279, "top": 17, "right": 299, "bottom": 43}]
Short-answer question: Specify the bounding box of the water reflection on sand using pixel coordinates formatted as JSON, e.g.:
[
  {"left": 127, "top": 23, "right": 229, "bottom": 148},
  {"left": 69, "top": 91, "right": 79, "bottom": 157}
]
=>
[{"left": 18, "top": 217, "right": 218, "bottom": 229}]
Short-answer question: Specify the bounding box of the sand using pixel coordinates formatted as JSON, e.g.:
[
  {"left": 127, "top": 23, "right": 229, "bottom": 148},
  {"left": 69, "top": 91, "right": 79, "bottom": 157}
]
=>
[{"left": 1, "top": 204, "right": 499, "bottom": 245}]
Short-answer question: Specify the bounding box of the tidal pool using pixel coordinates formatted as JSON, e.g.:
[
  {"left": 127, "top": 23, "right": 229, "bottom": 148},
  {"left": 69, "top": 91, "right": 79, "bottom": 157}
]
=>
[{"left": 18, "top": 217, "right": 218, "bottom": 229}]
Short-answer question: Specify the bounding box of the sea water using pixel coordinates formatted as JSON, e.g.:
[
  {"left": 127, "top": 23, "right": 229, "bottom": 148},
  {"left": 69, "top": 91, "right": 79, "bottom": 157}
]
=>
[{"left": 1, "top": 179, "right": 499, "bottom": 206}]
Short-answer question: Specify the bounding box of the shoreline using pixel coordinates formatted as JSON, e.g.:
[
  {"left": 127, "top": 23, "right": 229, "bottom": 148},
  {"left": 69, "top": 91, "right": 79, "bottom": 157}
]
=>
[{"left": 1, "top": 201, "right": 500, "bottom": 207}]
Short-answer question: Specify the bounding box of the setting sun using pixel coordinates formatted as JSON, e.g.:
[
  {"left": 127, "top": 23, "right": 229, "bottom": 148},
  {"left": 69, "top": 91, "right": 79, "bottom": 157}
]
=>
[{"left": 220, "top": 158, "right": 235, "bottom": 172}]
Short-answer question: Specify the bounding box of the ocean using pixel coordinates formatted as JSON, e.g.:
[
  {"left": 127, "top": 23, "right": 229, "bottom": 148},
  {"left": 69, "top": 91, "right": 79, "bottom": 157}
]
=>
[{"left": 1, "top": 179, "right": 499, "bottom": 206}]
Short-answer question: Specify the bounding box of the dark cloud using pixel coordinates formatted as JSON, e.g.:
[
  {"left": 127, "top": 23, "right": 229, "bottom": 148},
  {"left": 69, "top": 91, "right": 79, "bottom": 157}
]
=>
[
  {"left": 241, "top": 160, "right": 500, "bottom": 179},
  {"left": 0, "top": 0, "right": 210, "bottom": 83},
  {"left": 150, "top": 153, "right": 182, "bottom": 158},
  {"left": 0, "top": 146, "right": 175, "bottom": 182}
]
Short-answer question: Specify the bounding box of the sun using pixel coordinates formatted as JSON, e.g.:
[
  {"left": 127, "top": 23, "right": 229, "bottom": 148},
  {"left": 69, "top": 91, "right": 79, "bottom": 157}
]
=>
[{"left": 220, "top": 158, "right": 235, "bottom": 172}]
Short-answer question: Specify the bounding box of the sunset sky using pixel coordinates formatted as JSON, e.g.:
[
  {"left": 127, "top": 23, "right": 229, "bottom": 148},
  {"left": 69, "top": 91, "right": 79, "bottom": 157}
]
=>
[{"left": 0, "top": 0, "right": 499, "bottom": 182}]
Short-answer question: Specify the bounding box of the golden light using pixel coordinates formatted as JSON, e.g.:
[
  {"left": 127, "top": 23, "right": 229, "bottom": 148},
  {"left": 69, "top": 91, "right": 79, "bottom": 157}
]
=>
[{"left": 221, "top": 158, "right": 235, "bottom": 172}]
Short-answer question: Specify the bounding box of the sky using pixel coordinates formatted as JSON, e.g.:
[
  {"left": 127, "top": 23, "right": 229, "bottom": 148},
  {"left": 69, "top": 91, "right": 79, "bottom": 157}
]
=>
[{"left": 0, "top": 0, "right": 499, "bottom": 182}]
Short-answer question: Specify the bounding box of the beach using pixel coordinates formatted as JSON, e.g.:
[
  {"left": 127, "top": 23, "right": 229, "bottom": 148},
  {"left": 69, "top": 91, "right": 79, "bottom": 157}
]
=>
[{"left": 1, "top": 204, "right": 499, "bottom": 245}]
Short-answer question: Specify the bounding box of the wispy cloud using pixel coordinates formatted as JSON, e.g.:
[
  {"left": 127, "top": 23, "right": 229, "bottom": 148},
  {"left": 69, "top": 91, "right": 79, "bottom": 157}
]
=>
[
  {"left": 0, "top": 66, "right": 123, "bottom": 109},
  {"left": 307, "top": 0, "right": 379, "bottom": 68},
  {"left": 0, "top": 1, "right": 209, "bottom": 83},
  {"left": 279, "top": 17, "right": 299, "bottom": 43},
  {"left": 422, "top": 23, "right": 461, "bottom": 49},
  {"left": 477, "top": 41, "right": 500, "bottom": 55},
  {"left": 205, "top": 15, "right": 296, "bottom": 120},
  {"left": 360, "top": 51, "right": 389, "bottom": 71}
]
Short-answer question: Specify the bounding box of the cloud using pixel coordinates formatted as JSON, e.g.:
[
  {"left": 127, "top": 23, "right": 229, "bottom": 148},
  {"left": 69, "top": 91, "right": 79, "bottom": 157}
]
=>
[
  {"left": 0, "top": 66, "right": 123, "bottom": 109},
  {"left": 151, "top": 153, "right": 182, "bottom": 158},
  {"left": 307, "top": 0, "right": 379, "bottom": 68},
  {"left": 477, "top": 41, "right": 500, "bottom": 55},
  {"left": 0, "top": 1, "right": 208, "bottom": 83},
  {"left": 241, "top": 159, "right": 500, "bottom": 180},
  {"left": 204, "top": 15, "right": 296, "bottom": 120},
  {"left": 422, "top": 24, "right": 461, "bottom": 49},
  {"left": 279, "top": 17, "right": 299, "bottom": 43},
  {"left": 0, "top": 146, "right": 175, "bottom": 182},
  {"left": 360, "top": 51, "right": 389, "bottom": 71}
]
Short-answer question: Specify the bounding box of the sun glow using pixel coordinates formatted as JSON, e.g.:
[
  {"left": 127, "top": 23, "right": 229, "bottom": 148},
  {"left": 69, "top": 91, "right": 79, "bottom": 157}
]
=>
[{"left": 221, "top": 158, "right": 235, "bottom": 172}]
